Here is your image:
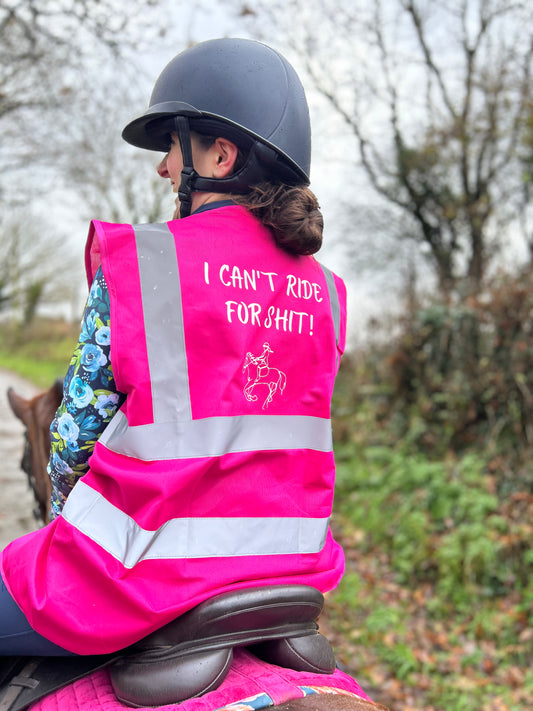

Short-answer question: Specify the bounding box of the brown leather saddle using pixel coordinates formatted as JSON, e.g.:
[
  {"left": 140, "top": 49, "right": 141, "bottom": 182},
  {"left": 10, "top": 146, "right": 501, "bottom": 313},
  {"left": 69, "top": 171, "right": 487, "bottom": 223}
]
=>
[{"left": 0, "top": 585, "right": 335, "bottom": 710}]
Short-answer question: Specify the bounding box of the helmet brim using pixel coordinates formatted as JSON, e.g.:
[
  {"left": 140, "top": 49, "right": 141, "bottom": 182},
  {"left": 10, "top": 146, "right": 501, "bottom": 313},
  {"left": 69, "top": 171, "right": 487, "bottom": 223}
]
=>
[
  {"left": 122, "top": 102, "right": 204, "bottom": 151},
  {"left": 122, "top": 105, "right": 309, "bottom": 186}
]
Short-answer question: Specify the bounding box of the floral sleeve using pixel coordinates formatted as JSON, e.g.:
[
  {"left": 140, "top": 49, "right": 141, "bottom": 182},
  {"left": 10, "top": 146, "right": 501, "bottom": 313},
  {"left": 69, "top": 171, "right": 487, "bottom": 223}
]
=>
[{"left": 48, "top": 265, "right": 125, "bottom": 519}]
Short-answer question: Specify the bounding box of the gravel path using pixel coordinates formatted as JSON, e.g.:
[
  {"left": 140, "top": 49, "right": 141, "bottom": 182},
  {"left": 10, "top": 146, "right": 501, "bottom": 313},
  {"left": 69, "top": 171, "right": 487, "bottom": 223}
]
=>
[{"left": 0, "top": 369, "right": 40, "bottom": 548}]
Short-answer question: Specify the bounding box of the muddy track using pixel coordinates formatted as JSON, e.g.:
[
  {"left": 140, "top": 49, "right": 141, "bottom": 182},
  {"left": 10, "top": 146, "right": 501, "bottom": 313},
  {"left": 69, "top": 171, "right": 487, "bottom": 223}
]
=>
[{"left": 0, "top": 369, "right": 40, "bottom": 548}]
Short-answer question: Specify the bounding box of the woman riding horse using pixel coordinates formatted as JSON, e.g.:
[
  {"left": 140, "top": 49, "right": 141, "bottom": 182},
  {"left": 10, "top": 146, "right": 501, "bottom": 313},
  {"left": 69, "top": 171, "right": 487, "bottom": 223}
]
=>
[{"left": 0, "top": 37, "right": 386, "bottom": 710}]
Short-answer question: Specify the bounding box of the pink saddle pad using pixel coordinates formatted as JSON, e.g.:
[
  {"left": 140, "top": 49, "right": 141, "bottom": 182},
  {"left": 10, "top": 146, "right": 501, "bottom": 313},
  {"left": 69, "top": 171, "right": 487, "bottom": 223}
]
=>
[{"left": 29, "top": 648, "right": 372, "bottom": 711}]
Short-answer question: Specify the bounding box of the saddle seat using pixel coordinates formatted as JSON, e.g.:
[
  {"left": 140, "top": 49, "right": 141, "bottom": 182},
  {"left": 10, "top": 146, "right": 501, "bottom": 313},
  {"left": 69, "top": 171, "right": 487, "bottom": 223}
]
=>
[{"left": 0, "top": 585, "right": 335, "bottom": 711}]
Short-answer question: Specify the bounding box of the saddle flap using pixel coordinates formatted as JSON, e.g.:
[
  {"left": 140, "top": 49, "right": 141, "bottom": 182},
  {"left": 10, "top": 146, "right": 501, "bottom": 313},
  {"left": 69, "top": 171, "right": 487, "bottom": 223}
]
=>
[
  {"left": 111, "top": 648, "right": 233, "bottom": 708},
  {"left": 250, "top": 634, "right": 336, "bottom": 674}
]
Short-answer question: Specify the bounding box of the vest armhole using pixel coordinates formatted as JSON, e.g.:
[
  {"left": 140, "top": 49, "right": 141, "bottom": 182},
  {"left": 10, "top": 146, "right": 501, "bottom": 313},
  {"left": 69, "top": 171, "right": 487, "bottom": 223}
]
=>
[{"left": 85, "top": 221, "right": 103, "bottom": 290}]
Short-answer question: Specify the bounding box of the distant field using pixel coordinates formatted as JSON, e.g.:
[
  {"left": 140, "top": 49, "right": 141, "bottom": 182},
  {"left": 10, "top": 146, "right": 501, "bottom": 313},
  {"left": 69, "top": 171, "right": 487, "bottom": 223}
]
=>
[{"left": 0, "top": 319, "right": 78, "bottom": 387}]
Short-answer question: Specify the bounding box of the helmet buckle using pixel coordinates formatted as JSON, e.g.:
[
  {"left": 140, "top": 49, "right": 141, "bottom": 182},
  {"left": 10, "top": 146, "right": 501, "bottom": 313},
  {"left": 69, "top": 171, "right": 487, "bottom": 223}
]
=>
[{"left": 178, "top": 165, "right": 198, "bottom": 218}]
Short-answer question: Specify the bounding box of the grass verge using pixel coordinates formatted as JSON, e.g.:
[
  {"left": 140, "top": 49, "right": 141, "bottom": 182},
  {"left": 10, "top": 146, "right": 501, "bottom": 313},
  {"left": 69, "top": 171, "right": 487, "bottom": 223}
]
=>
[{"left": 0, "top": 319, "right": 78, "bottom": 387}]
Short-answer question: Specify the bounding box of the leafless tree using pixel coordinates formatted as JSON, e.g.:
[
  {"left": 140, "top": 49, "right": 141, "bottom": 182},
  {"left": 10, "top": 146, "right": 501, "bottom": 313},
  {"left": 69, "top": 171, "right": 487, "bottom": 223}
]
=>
[
  {"left": 0, "top": 0, "right": 164, "bottom": 117},
  {"left": 0, "top": 0, "right": 179, "bottom": 319},
  {"left": 0, "top": 209, "right": 79, "bottom": 324},
  {"left": 518, "top": 102, "right": 533, "bottom": 258},
  {"left": 231, "top": 0, "right": 533, "bottom": 297},
  {"left": 54, "top": 72, "right": 172, "bottom": 226},
  {"left": 0, "top": 0, "right": 171, "bottom": 182}
]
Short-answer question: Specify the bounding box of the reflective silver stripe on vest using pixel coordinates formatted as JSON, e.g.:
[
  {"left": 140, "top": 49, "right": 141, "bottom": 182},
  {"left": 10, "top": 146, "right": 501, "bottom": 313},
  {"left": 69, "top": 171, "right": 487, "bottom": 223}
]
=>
[
  {"left": 135, "top": 224, "right": 191, "bottom": 421},
  {"left": 100, "top": 409, "right": 332, "bottom": 460},
  {"left": 319, "top": 264, "right": 340, "bottom": 348},
  {"left": 62, "top": 481, "right": 330, "bottom": 567}
]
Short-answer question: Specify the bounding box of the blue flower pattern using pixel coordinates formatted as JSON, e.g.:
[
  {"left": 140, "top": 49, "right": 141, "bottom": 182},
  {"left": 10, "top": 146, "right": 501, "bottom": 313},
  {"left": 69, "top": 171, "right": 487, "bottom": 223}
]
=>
[
  {"left": 80, "top": 343, "right": 107, "bottom": 374},
  {"left": 95, "top": 326, "right": 110, "bottom": 346},
  {"left": 48, "top": 266, "right": 124, "bottom": 519},
  {"left": 68, "top": 376, "right": 94, "bottom": 408}
]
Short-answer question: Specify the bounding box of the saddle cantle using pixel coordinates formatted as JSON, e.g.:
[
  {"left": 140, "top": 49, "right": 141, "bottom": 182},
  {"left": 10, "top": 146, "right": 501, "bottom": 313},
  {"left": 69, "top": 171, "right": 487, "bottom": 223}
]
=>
[{"left": 0, "top": 585, "right": 336, "bottom": 710}]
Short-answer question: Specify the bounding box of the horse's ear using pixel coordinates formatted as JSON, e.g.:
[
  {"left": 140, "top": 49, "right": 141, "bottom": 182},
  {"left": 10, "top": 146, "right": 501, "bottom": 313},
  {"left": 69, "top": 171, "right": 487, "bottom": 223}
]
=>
[
  {"left": 37, "top": 379, "right": 64, "bottom": 431},
  {"left": 52, "top": 378, "right": 64, "bottom": 407},
  {"left": 7, "top": 388, "right": 31, "bottom": 424}
]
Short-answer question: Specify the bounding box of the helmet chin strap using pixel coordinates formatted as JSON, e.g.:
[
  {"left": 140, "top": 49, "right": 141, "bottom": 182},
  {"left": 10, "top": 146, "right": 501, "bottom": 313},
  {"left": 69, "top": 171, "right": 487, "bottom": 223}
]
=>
[
  {"left": 173, "top": 116, "right": 308, "bottom": 218},
  {"left": 175, "top": 116, "right": 198, "bottom": 219}
]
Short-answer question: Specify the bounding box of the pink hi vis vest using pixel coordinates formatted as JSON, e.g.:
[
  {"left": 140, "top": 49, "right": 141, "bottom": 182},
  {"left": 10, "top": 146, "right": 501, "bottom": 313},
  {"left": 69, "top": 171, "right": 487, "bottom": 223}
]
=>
[{"left": 1, "top": 206, "right": 346, "bottom": 655}]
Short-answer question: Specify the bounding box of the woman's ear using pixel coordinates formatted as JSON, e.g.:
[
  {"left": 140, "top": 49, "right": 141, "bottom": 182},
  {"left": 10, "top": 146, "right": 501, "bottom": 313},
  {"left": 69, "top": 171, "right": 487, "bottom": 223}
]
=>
[{"left": 212, "top": 138, "right": 239, "bottom": 178}]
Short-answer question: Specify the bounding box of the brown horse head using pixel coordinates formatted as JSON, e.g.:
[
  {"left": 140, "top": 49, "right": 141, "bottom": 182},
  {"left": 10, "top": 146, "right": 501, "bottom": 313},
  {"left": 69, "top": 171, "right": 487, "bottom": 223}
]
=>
[{"left": 7, "top": 379, "right": 63, "bottom": 524}]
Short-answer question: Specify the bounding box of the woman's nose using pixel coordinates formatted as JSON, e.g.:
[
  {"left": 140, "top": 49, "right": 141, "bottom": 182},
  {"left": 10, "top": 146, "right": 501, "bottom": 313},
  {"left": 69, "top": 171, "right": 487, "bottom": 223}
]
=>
[{"left": 157, "top": 155, "right": 169, "bottom": 178}]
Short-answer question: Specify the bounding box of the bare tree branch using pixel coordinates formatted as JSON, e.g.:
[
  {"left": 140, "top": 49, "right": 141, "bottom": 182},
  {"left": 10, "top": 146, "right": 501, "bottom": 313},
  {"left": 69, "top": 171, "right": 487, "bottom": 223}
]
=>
[{"left": 229, "top": 0, "right": 533, "bottom": 296}]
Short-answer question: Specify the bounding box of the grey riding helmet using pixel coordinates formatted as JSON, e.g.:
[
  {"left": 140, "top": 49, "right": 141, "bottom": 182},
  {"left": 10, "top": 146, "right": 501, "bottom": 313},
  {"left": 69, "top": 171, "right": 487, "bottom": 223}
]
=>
[{"left": 122, "top": 38, "right": 311, "bottom": 216}]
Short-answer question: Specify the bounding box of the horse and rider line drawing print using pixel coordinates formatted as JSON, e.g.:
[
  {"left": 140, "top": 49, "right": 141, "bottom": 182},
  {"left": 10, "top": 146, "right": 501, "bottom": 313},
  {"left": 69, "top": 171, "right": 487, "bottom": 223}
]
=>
[{"left": 243, "top": 343, "right": 287, "bottom": 409}]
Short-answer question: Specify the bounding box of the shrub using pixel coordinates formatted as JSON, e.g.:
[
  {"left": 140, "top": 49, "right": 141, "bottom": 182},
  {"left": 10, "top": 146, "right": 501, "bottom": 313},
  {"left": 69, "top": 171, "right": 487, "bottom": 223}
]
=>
[
  {"left": 334, "top": 445, "right": 532, "bottom": 606},
  {"left": 383, "top": 274, "right": 533, "bottom": 469}
]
